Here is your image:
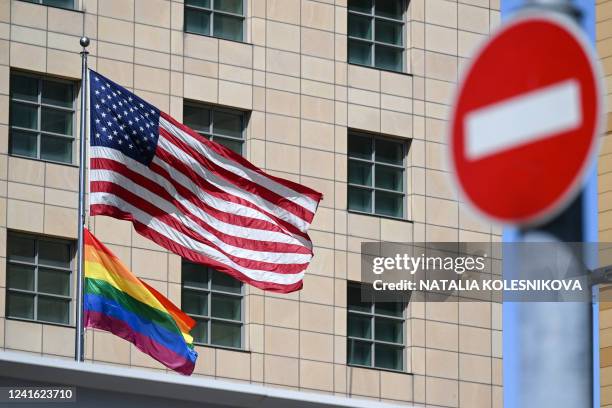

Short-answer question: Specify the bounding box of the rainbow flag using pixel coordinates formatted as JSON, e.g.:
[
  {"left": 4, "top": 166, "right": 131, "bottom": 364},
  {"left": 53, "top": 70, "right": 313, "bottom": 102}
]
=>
[{"left": 83, "top": 228, "right": 198, "bottom": 375}]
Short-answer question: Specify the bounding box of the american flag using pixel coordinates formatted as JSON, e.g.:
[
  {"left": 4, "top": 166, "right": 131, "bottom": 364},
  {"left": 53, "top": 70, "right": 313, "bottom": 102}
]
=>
[{"left": 88, "top": 70, "right": 322, "bottom": 293}]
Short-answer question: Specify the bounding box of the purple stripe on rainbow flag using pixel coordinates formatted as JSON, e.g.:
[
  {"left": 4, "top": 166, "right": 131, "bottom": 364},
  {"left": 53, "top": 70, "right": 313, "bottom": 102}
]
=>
[{"left": 85, "top": 310, "right": 195, "bottom": 375}]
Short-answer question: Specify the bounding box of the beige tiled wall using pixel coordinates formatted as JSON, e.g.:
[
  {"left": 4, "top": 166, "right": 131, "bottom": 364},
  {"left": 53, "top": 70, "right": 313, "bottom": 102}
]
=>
[
  {"left": 599, "top": 0, "right": 612, "bottom": 406},
  {"left": 0, "top": 0, "right": 502, "bottom": 407}
]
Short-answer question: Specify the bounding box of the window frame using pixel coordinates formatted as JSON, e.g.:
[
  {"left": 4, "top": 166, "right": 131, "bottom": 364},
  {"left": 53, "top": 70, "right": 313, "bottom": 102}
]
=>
[
  {"left": 347, "top": 0, "right": 407, "bottom": 73},
  {"left": 183, "top": 101, "right": 247, "bottom": 156},
  {"left": 184, "top": 0, "right": 247, "bottom": 43},
  {"left": 9, "top": 71, "right": 77, "bottom": 166},
  {"left": 346, "top": 282, "right": 406, "bottom": 372},
  {"left": 5, "top": 232, "right": 74, "bottom": 327},
  {"left": 181, "top": 261, "right": 245, "bottom": 350},
  {"left": 17, "top": 0, "right": 77, "bottom": 11},
  {"left": 347, "top": 130, "right": 408, "bottom": 220}
]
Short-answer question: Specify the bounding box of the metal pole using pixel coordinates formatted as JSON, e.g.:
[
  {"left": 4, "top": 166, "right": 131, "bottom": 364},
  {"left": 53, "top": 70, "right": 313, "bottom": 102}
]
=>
[
  {"left": 75, "top": 36, "right": 90, "bottom": 362},
  {"left": 501, "top": 1, "right": 598, "bottom": 407}
]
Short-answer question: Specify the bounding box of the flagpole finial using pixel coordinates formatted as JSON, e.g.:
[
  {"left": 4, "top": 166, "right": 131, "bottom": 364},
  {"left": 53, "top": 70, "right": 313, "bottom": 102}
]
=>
[{"left": 80, "top": 36, "right": 90, "bottom": 49}]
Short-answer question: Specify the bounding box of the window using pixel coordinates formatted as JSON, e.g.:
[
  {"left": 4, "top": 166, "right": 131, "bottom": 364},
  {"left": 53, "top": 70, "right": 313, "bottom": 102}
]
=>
[
  {"left": 9, "top": 72, "right": 76, "bottom": 164},
  {"left": 181, "top": 261, "right": 243, "bottom": 348},
  {"left": 20, "top": 0, "right": 75, "bottom": 9},
  {"left": 6, "top": 233, "right": 73, "bottom": 325},
  {"left": 347, "top": 282, "right": 405, "bottom": 371},
  {"left": 183, "top": 102, "right": 246, "bottom": 155},
  {"left": 348, "top": 132, "right": 407, "bottom": 218},
  {"left": 348, "top": 0, "right": 405, "bottom": 72},
  {"left": 184, "top": 0, "right": 245, "bottom": 42}
]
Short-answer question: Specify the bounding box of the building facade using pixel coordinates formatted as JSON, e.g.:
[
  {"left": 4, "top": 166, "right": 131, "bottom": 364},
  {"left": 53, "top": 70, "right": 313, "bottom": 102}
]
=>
[
  {"left": 599, "top": 0, "right": 612, "bottom": 406},
  {"left": 0, "top": 0, "right": 502, "bottom": 407}
]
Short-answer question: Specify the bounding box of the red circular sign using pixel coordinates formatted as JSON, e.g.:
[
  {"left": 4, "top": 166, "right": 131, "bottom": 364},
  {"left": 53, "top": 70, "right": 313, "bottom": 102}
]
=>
[{"left": 449, "top": 13, "right": 603, "bottom": 226}]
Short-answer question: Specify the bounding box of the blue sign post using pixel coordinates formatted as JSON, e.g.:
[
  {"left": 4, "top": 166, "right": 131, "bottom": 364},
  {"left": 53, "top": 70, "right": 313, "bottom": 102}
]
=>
[{"left": 501, "top": 1, "right": 599, "bottom": 407}]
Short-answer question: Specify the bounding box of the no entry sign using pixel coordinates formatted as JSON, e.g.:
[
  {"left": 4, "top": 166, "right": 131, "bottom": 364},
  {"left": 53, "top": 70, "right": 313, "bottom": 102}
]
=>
[{"left": 449, "top": 12, "right": 603, "bottom": 225}]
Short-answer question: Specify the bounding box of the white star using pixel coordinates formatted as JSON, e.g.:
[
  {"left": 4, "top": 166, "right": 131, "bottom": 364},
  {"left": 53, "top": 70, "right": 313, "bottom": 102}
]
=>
[
  {"left": 95, "top": 119, "right": 100, "bottom": 124},
  {"left": 101, "top": 127, "right": 107, "bottom": 132},
  {"left": 118, "top": 139, "right": 123, "bottom": 145},
  {"left": 101, "top": 112, "right": 106, "bottom": 118},
  {"left": 128, "top": 97, "right": 133, "bottom": 102},
  {"left": 95, "top": 133, "right": 100, "bottom": 138},
  {"left": 95, "top": 90, "right": 100, "bottom": 95},
  {"left": 129, "top": 144, "right": 134, "bottom": 149},
  {"left": 113, "top": 130, "right": 118, "bottom": 136},
  {"left": 95, "top": 104, "right": 100, "bottom": 109},
  {"left": 94, "top": 77, "right": 99, "bottom": 82}
]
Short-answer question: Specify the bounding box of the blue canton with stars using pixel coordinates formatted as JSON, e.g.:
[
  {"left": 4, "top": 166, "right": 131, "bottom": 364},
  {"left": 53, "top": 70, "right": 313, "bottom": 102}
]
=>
[{"left": 90, "top": 70, "right": 161, "bottom": 165}]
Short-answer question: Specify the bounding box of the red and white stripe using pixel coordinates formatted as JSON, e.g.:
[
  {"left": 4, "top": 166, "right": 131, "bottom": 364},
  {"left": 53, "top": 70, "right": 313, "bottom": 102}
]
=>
[{"left": 90, "top": 112, "right": 322, "bottom": 293}]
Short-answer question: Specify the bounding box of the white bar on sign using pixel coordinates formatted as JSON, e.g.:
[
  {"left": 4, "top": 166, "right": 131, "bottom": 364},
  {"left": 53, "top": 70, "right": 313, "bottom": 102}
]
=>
[{"left": 465, "top": 79, "right": 582, "bottom": 161}]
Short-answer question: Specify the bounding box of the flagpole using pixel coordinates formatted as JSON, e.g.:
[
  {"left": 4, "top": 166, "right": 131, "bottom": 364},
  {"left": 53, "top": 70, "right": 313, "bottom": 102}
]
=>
[{"left": 75, "top": 36, "right": 90, "bottom": 362}]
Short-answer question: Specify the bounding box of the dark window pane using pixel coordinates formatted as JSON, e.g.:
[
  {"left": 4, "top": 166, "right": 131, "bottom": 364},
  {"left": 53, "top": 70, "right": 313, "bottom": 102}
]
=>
[
  {"left": 38, "top": 269, "right": 71, "bottom": 296},
  {"left": 375, "top": 20, "right": 402, "bottom": 45},
  {"left": 7, "top": 292, "right": 34, "bottom": 320},
  {"left": 182, "top": 262, "right": 209, "bottom": 289},
  {"left": 7, "top": 265, "right": 35, "bottom": 291},
  {"left": 186, "top": 0, "right": 211, "bottom": 7},
  {"left": 213, "top": 14, "right": 243, "bottom": 41},
  {"left": 348, "top": 186, "right": 372, "bottom": 213},
  {"left": 8, "top": 235, "right": 35, "bottom": 263},
  {"left": 41, "top": 135, "right": 72, "bottom": 163},
  {"left": 38, "top": 240, "right": 71, "bottom": 268},
  {"left": 211, "top": 321, "right": 241, "bottom": 348},
  {"left": 41, "top": 108, "right": 72, "bottom": 135},
  {"left": 375, "top": 45, "right": 403, "bottom": 72},
  {"left": 348, "top": 40, "right": 372, "bottom": 66},
  {"left": 42, "top": 0, "right": 75, "bottom": 8},
  {"left": 376, "top": 138, "right": 403, "bottom": 164},
  {"left": 10, "top": 130, "right": 38, "bottom": 158},
  {"left": 375, "top": 302, "right": 404, "bottom": 317},
  {"left": 348, "top": 339, "right": 372, "bottom": 366},
  {"left": 375, "top": 0, "right": 403, "bottom": 19},
  {"left": 42, "top": 80, "right": 73, "bottom": 108},
  {"left": 375, "top": 165, "right": 403, "bottom": 192},
  {"left": 211, "top": 270, "right": 241, "bottom": 293},
  {"left": 214, "top": 0, "right": 243, "bottom": 14},
  {"left": 375, "top": 317, "right": 403, "bottom": 343},
  {"left": 348, "top": 134, "right": 372, "bottom": 159},
  {"left": 38, "top": 296, "right": 70, "bottom": 324},
  {"left": 184, "top": 105, "right": 211, "bottom": 132},
  {"left": 348, "top": 160, "right": 373, "bottom": 186},
  {"left": 375, "top": 191, "right": 403, "bottom": 218},
  {"left": 214, "top": 137, "right": 243, "bottom": 155},
  {"left": 348, "top": 284, "right": 371, "bottom": 312},
  {"left": 213, "top": 110, "right": 242, "bottom": 138},
  {"left": 11, "top": 75, "right": 38, "bottom": 102},
  {"left": 348, "top": 0, "right": 372, "bottom": 13},
  {"left": 11, "top": 103, "right": 38, "bottom": 130},
  {"left": 185, "top": 9, "right": 211, "bottom": 35},
  {"left": 348, "top": 14, "right": 372, "bottom": 40},
  {"left": 182, "top": 289, "right": 208, "bottom": 316},
  {"left": 375, "top": 343, "right": 403, "bottom": 370},
  {"left": 348, "top": 313, "right": 372, "bottom": 339},
  {"left": 211, "top": 294, "right": 241, "bottom": 320},
  {"left": 191, "top": 318, "right": 208, "bottom": 343}
]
